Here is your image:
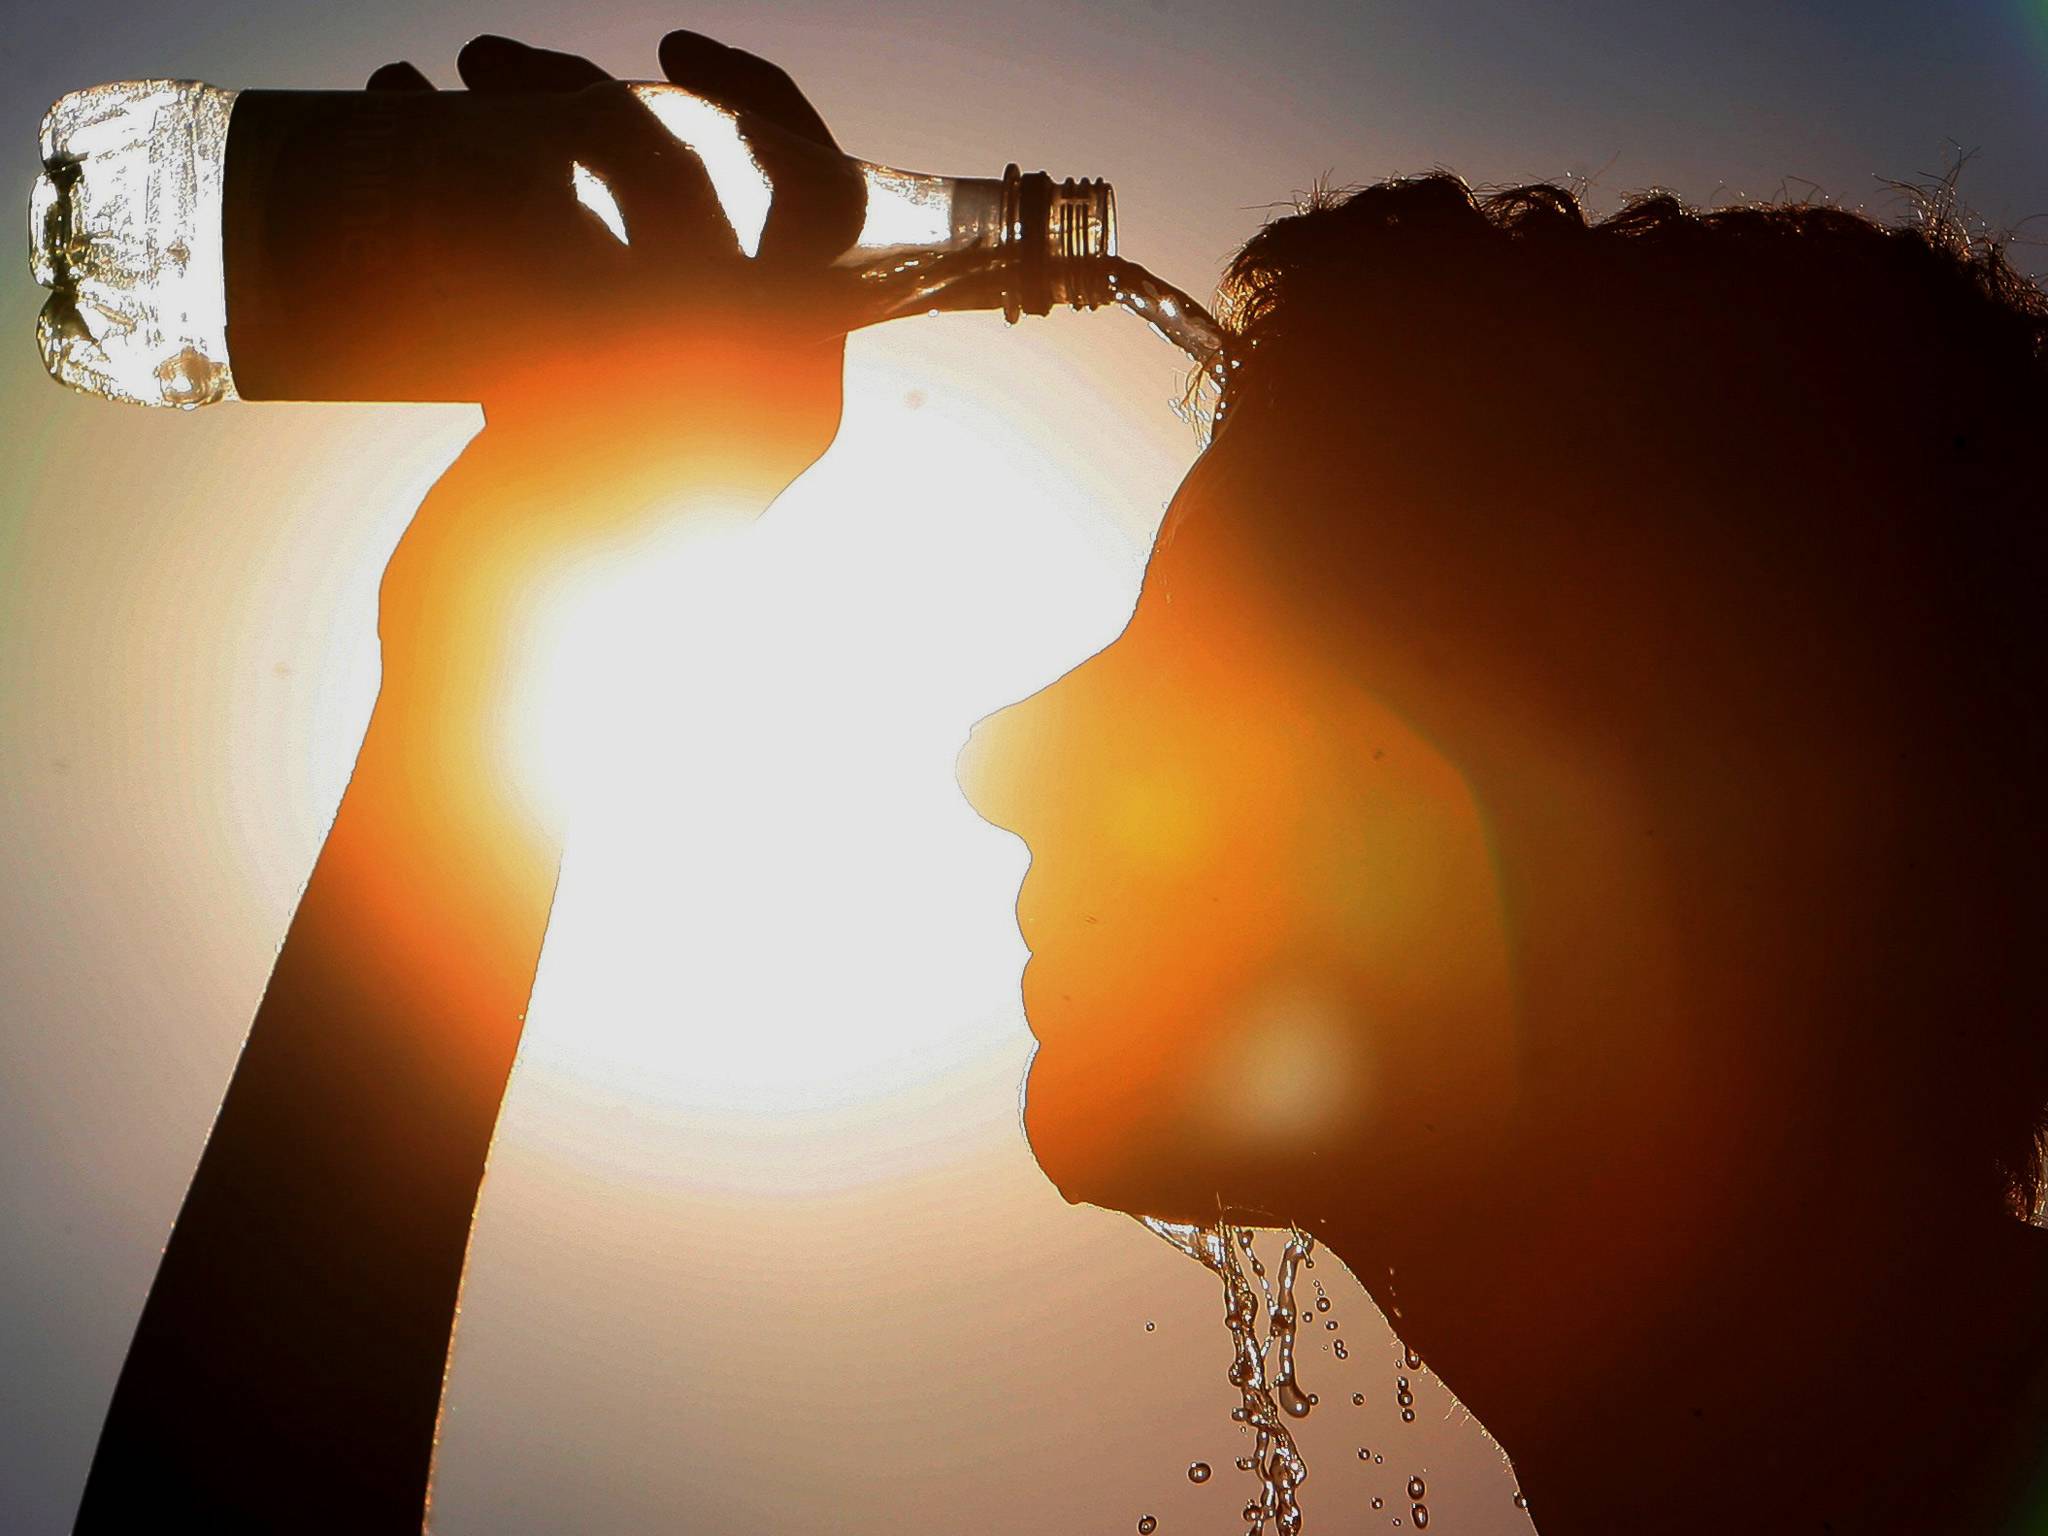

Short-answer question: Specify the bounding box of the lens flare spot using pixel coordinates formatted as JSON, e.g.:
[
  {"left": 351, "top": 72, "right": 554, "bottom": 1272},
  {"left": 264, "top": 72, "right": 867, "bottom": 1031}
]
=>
[{"left": 1206, "top": 980, "right": 1365, "bottom": 1146}]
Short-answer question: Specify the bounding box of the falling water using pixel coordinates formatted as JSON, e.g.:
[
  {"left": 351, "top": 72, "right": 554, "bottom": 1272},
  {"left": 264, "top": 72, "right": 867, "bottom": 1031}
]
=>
[
  {"left": 846, "top": 249, "right": 1234, "bottom": 426},
  {"left": 1140, "top": 1216, "right": 1315, "bottom": 1536},
  {"left": 1097, "top": 258, "right": 1231, "bottom": 392}
]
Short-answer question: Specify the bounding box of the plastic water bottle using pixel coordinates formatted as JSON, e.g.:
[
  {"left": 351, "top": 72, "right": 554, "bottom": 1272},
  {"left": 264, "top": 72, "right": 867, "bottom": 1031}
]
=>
[{"left": 28, "top": 79, "right": 1117, "bottom": 407}]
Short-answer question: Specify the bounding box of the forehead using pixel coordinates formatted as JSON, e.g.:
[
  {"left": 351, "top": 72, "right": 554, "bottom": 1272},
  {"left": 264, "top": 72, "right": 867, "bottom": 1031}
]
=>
[
  {"left": 1097, "top": 426, "right": 1342, "bottom": 723},
  {"left": 1095, "top": 412, "right": 1488, "bottom": 808},
  {"left": 1139, "top": 406, "right": 1321, "bottom": 619}
]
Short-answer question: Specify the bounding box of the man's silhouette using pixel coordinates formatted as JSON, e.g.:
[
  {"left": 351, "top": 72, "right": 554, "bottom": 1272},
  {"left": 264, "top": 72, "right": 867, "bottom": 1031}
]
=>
[{"left": 960, "top": 176, "right": 2048, "bottom": 1533}]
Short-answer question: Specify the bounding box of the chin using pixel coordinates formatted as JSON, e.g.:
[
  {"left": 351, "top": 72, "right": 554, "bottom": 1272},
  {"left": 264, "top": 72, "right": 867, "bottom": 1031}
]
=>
[{"left": 1020, "top": 1039, "right": 1298, "bottom": 1228}]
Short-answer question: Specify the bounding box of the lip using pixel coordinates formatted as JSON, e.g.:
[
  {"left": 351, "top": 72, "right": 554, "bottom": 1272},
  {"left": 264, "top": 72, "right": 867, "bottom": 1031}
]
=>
[
  {"left": 1013, "top": 933, "right": 1096, "bottom": 1057},
  {"left": 1017, "top": 952, "right": 1044, "bottom": 1045}
]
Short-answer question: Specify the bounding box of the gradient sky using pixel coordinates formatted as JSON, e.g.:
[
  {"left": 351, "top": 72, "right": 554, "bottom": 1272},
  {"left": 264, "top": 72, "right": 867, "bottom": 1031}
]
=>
[{"left": 5, "top": 4, "right": 2046, "bottom": 1533}]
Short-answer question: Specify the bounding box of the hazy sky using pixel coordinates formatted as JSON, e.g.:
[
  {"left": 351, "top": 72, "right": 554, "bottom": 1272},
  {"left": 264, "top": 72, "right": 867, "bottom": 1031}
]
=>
[{"left": 5, "top": 4, "right": 2046, "bottom": 1533}]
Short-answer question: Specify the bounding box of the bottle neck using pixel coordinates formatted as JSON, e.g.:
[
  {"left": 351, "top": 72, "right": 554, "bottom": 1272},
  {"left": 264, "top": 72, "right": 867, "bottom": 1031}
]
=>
[
  {"left": 841, "top": 161, "right": 1116, "bottom": 322},
  {"left": 1001, "top": 165, "right": 1116, "bottom": 319}
]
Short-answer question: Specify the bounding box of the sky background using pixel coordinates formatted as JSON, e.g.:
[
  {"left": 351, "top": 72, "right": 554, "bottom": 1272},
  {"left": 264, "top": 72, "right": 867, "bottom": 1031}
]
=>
[{"left": 6, "top": 3, "right": 2047, "bottom": 1533}]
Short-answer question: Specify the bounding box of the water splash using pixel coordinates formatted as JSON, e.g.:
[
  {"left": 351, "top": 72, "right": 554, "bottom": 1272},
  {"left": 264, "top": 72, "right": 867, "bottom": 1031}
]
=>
[{"left": 1141, "top": 1217, "right": 1315, "bottom": 1536}]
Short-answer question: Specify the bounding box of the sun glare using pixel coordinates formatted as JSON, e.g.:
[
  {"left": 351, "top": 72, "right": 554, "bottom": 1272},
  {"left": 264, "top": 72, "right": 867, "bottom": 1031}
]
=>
[{"left": 506, "top": 342, "right": 1144, "bottom": 1156}]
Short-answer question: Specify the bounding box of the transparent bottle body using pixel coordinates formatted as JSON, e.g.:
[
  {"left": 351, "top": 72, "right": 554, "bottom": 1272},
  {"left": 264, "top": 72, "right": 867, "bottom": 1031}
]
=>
[
  {"left": 32, "top": 80, "right": 239, "bottom": 407},
  {"left": 28, "top": 79, "right": 1118, "bottom": 407}
]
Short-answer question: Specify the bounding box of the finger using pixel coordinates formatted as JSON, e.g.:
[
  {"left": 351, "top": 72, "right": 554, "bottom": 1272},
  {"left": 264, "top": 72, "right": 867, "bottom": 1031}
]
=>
[
  {"left": 657, "top": 30, "right": 838, "bottom": 149},
  {"left": 366, "top": 60, "right": 435, "bottom": 91},
  {"left": 456, "top": 34, "right": 613, "bottom": 93}
]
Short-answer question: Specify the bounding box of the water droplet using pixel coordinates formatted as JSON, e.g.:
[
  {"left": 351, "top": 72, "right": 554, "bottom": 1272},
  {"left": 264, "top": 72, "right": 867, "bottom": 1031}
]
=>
[
  {"left": 1326, "top": 1320, "right": 1339, "bottom": 1331},
  {"left": 1352, "top": 1393, "right": 1365, "bottom": 1405},
  {"left": 1401, "top": 1409, "right": 1416, "bottom": 1423},
  {"left": 1308, "top": 1393, "right": 1318, "bottom": 1406},
  {"left": 1138, "top": 1516, "right": 1156, "bottom": 1534},
  {"left": 1188, "top": 1462, "right": 1211, "bottom": 1484},
  {"left": 1359, "top": 1448, "right": 1372, "bottom": 1460},
  {"left": 1411, "top": 1504, "right": 1430, "bottom": 1528},
  {"left": 1334, "top": 1341, "right": 1349, "bottom": 1359},
  {"left": 1408, "top": 1477, "right": 1426, "bottom": 1500},
  {"left": 1371, "top": 1497, "right": 1384, "bottom": 1510},
  {"left": 1145, "top": 1321, "right": 1155, "bottom": 1332},
  {"left": 1397, "top": 1377, "right": 1409, "bottom": 1392},
  {"left": 1277, "top": 1379, "right": 1313, "bottom": 1418},
  {"left": 1376, "top": 1454, "right": 1384, "bottom": 1464},
  {"left": 1513, "top": 1491, "right": 1530, "bottom": 1512},
  {"left": 1405, "top": 1346, "right": 1422, "bottom": 1370},
  {"left": 1396, "top": 1389, "right": 1414, "bottom": 1408},
  {"left": 1316, "top": 1296, "right": 1331, "bottom": 1312}
]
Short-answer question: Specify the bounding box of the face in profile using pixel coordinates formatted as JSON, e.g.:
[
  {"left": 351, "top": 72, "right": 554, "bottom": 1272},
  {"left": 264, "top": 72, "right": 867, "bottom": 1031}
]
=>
[
  {"left": 958, "top": 403, "right": 1525, "bottom": 1238},
  {"left": 956, "top": 178, "right": 2048, "bottom": 1536},
  {"left": 956, "top": 357, "right": 1828, "bottom": 1262}
]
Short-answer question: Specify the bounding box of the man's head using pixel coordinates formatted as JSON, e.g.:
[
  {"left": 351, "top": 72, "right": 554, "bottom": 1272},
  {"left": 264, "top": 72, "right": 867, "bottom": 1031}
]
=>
[{"left": 960, "top": 175, "right": 2048, "bottom": 1268}]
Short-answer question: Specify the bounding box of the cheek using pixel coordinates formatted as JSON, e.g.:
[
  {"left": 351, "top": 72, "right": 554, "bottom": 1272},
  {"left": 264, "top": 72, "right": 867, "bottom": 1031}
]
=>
[
  {"left": 1301, "top": 715, "right": 1514, "bottom": 1026},
  {"left": 1032, "top": 671, "right": 1516, "bottom": 1140},
  {"left": 1016, "top": 704, "right": 1308, "bottom": 1048}
]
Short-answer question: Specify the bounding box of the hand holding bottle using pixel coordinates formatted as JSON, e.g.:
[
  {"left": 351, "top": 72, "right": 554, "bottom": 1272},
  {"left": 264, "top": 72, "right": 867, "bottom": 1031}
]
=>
[
  {"left": 366, "top": 33, "right": 866, "bottom": 718},
  {"left": 366, "top": 32, "right": 856, "bottom": 477}
]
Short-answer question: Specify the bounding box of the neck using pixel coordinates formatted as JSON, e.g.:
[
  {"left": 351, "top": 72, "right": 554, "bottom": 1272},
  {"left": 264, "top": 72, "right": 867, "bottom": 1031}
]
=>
[
  {"left": 1330, "top": 726, "right": 2045, "bottom": 1533},
  {"left": 1327, "top": 1172, "right": 2037, "bottom": 1533}
]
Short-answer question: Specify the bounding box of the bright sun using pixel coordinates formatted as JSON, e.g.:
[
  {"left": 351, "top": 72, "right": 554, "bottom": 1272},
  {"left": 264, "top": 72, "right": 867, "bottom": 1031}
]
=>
[{"left": 503, "top": 335, "right": 1154, "bottom": 1137}]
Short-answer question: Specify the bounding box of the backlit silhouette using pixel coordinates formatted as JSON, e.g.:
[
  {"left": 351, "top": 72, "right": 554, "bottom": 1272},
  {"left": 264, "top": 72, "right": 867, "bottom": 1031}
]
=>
[{"left": 961, "top": 176, "right": 2048, "bottom": 1535}]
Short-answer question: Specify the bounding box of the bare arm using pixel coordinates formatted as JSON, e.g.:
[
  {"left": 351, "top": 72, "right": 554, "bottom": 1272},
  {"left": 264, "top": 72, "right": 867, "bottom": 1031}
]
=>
[{"left": 73, "top": 437, "right": 565, "bottom": 1533}]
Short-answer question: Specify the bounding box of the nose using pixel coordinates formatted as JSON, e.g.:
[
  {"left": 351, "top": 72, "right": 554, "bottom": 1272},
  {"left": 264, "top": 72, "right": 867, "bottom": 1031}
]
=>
[{"left": 956, "top": 700, "right": 1030, "bottom": 839}]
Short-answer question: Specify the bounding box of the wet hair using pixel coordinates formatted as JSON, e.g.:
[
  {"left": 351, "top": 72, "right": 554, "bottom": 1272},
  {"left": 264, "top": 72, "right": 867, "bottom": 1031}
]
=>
[{"left": 1209, "top": 173, "right": 2048, "bottom": 1220}]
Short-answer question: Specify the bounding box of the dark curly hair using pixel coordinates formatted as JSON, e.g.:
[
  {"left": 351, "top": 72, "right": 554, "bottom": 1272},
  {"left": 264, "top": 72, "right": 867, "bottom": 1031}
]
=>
[{"left": 1209, "top": 174, "right": 2048, "bottom": 1220}]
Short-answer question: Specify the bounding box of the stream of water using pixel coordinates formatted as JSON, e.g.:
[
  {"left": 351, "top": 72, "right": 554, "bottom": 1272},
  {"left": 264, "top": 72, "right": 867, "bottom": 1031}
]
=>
[{"left": 1140, "top": 1217, "right": 1316, "bottom": 1536}]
